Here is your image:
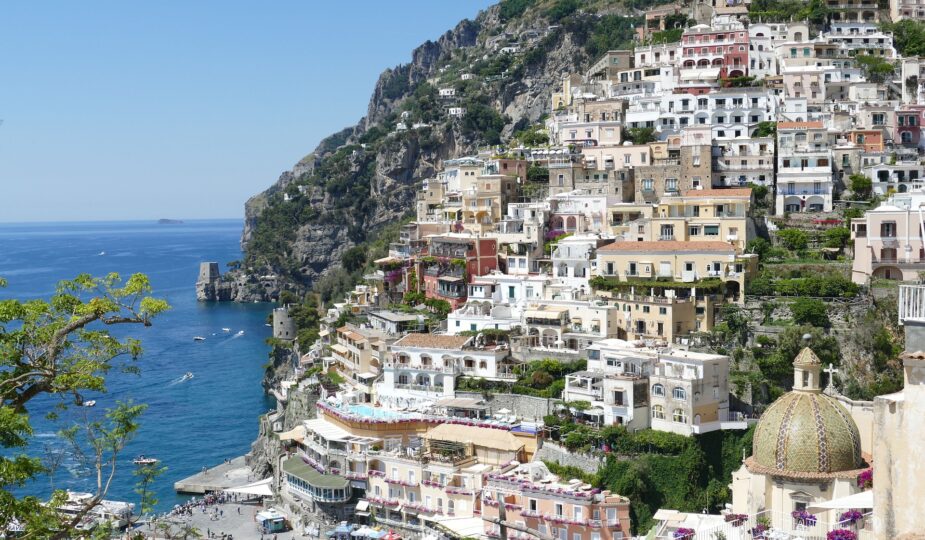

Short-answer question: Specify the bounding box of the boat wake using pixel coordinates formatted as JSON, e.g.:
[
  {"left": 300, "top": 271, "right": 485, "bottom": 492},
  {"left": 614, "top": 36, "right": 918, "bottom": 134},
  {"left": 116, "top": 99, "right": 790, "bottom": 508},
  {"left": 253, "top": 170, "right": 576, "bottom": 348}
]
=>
[{"left": 168, "top": 372, "right": 194, "bottom": 386}]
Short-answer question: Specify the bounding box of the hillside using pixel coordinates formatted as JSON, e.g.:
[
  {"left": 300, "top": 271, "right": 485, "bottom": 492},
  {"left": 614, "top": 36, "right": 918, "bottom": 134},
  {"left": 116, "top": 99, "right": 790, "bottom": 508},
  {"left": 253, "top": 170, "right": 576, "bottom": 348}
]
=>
[{"left": 219, "top": 0, "right": 654, "bottom": 301}]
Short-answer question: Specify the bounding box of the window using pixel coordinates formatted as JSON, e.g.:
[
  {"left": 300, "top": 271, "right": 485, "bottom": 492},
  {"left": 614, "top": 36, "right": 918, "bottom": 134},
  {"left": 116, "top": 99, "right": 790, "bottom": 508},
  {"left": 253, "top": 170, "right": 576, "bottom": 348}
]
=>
[
  {"left": 673, "top": 387, "right": 687, "bottom": 400},
  {"left": 529, "top": 499, "right": 538, "bottom": 511},
  {"left": 574, "top": 507, "right": 583, "bottom": 521},
  {"left": 689, "top": 226, "right": 701, "bottom": 236},
  {"left": 652, "top": 404, "right": 665, "bottom": 419},
  {"left": 652, "top": 384, "right": 666, "bottom": 396},
  {"left": 665, "top": 178, "right": 678, "bottom": 192},
  {"left": 704, "top": 225, "right": 720, "bottom": 236},
  {"left": 642, "top": 179, "right": 654, "bottom": 191},
  {"left": 556, "top": 503, "right": 564, "bottom": 516},
  {"left": 673, "top": 408, "right": 688, "bottom": 423}
]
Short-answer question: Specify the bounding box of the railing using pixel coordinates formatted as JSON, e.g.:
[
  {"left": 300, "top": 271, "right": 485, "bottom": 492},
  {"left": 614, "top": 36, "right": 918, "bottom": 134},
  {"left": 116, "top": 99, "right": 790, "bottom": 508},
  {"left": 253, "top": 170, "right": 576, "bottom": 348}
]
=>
[{"left": 394, "top": 383, "right": 443, "bottom": 393}]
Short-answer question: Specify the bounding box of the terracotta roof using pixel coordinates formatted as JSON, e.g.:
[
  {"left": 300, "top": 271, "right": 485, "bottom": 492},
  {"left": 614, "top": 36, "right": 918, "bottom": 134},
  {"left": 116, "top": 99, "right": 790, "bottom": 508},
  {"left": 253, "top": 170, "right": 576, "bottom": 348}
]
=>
[
  {"left": 393, "top": 333, "right": 471, "bottom": 350},
  {"left": 598, "top": 241, "right": 735, "bottom": 253},
  {"left": 681, "top": 188, "right": 752, "bottom": 198},
  {"left": 778, "top": 121, "right": 824, "bottom": 129},
  {"left": 337, "top": 326, "right": 365, "bottom": 342}
]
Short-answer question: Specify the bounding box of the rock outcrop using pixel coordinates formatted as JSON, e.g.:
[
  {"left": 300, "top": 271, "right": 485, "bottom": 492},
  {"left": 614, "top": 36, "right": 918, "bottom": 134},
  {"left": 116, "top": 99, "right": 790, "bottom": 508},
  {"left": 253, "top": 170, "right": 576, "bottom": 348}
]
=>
[{"left": 231, "top": 4, "right": 606, "bottom": 298}]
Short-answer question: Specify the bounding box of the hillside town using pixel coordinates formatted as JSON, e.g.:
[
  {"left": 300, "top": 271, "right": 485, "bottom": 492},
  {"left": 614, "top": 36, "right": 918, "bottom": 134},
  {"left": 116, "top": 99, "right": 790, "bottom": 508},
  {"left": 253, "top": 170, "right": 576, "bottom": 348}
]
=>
[{"left": 188, "top": 2, "right": 925, "bottom": 540}]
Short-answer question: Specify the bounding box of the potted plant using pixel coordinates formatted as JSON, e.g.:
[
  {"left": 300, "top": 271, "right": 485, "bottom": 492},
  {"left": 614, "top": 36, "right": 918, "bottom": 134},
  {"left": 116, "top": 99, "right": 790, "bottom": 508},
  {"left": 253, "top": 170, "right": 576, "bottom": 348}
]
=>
[
  {"left": 827, "top": 530, "right": 857, "bottom": 540},
  {"left": 673, "top": 528, "right": 695, "bottom": 539},
  {"left": 839, "top": 509, "right": 864, "bottom": 527},
  {"left": 791, "top": 510, "right": 817, "bottom": 526}
]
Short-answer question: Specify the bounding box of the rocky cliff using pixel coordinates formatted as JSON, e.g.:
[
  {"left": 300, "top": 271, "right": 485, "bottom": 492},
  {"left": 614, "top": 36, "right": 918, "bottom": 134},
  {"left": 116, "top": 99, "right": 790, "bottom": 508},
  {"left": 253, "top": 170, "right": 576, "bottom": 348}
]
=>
[{"left": 225, "top": 1, "right": 633, "bottom": 300}]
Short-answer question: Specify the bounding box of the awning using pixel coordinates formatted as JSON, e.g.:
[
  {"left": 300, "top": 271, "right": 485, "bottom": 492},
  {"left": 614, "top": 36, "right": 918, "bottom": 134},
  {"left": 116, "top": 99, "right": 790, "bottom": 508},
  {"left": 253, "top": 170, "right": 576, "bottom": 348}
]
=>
[
  {"left": 278, "top": 425, "right": 306, "bottom": 443},
  {"left": 680, "top": 68, "right": 721, "bottom": 81},
  {"left": 330, "top": 344, "right": 349, "bottom": 355},
  {"left": 224, "top": 477, "right": 274, "bottom": 497},
  {"left": 807, "top": 490, "right": 873, "bottom": 512},
  {"left": 585, "top": 408, "right": 605, "bottom": 416},
  {"left": 438, "top": 276, "right": 463, "bottom": 282},
  {"left": 356, "top": 500, "right": 370, "bottom": 512}
]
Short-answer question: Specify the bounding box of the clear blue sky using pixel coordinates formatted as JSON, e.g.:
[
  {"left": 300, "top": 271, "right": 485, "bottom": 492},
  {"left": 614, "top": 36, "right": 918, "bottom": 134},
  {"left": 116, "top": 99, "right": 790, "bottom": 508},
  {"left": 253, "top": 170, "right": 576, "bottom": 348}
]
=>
[{"left": 0, "top": 1, "right": 495, "bottom": 222}]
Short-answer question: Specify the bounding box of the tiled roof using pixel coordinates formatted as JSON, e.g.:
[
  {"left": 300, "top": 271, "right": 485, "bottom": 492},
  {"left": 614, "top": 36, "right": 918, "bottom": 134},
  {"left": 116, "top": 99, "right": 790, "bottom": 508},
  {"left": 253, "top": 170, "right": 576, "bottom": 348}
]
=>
[
  {"left": 681, "top": 188, "right": 752, "bottom": 198},
  {"left": 598, "top": 241, "right": 735, "bottom": 253},
  {"left": 393, "top": 333, "right": 471, "bottom": 350},
  {"left": 793, "top": 347, "right": 822, "bottom": 367}
]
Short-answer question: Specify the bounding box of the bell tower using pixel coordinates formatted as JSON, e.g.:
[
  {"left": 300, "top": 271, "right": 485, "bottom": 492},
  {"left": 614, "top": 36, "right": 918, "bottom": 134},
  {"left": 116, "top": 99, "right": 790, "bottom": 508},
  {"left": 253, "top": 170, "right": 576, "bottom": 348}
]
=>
[{"left": 792, "top": 347, "right": 822, "bottom": 393}]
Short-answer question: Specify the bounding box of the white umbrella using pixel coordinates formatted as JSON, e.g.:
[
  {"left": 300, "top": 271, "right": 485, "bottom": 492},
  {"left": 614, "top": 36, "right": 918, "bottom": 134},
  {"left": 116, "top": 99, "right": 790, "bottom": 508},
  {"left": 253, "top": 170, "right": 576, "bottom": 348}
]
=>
[
  {"left": 807, "top": 490, "right": 873, "bottom": 512},
  {"left": 496, "top": 408, "right": 512, "bottom": 415}
]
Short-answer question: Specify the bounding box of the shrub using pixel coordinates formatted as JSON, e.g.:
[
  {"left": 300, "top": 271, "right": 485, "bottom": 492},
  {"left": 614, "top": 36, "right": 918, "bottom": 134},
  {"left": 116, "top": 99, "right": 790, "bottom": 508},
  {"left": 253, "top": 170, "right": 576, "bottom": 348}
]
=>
[
  {"left": 849, "top": 174, "right": 873, "bottom": 200},
  {"left": 777, "top": 229, "right": 808, "bottom": 252},
  {"left": 823, "top": 227, "right": 851, "bottom": 249},
  {"left": 790, "top": 298, "right": 830, "bottom": 328}
]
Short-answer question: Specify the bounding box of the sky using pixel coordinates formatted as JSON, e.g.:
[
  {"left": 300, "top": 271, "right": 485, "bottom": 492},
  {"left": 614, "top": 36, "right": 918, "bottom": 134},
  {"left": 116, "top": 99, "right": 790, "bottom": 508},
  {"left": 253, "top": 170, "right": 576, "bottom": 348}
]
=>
[{"left": 0, "top": 1, "right": 495, "bottom": 222}]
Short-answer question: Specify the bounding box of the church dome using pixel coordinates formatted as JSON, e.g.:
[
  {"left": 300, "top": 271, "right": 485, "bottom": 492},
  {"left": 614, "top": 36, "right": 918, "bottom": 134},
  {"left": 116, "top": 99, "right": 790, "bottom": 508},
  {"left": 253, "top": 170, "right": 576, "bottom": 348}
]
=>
[{"left": 751, "top": 348, "right": 863, "bottom": 475}]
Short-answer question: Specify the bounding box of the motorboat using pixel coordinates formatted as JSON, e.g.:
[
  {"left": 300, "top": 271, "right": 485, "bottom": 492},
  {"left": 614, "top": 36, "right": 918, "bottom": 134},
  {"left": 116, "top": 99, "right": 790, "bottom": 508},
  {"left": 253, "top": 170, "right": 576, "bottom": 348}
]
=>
[
  {"left": 83, "top": 400, "right": 96, "bottom": 407},
  {"left": 56, "top": 491, "right": 134, "bottom": 530},
  {"left": 181, "top": 372, "right": 194, "bottom": 382},
  {"left": 235, "top": 330, "right": 245, "bottom": 336},
  {"left": 222, "top": 327, "right": 231, "bottom": 332},
  {"left": 132, "top": 455, "right": 159, "bottom": 465},
  {"left": 193, "top": 336, "right": 206, "bottom": 341}
]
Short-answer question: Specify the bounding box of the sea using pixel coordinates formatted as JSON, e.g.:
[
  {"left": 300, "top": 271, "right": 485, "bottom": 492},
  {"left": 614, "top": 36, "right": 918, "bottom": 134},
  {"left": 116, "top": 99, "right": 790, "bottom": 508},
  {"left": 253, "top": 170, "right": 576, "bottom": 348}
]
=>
[{"left": 0, "top": 219, "right": 274, "bottom": 512}]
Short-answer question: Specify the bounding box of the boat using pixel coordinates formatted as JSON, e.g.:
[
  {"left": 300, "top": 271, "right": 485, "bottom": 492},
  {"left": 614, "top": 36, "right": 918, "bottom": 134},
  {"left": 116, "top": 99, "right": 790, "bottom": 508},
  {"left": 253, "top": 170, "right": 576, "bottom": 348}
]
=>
[
  {"left": 132, "top": 455, "right": 159, "bottom": 465},
  {"left": 157, "top": 218, "right": 184, "bottom": 225},
  {"left": 98, "top": 251, "right": 106, "bottom": 256},
  {"left": 83, "top": 400, "right": 96, "bottom": 407},
  {"left": 56, "top": 491, "right": 134, "bottom": 530},
  {"left": 235, "top": 330, "right": 245, "bottom": 336},
  {"left": 193, "top": 336, "right": 206, "bottom": 341},
  {"left": 222, "top": 327, "right": 231, "bottom": 332},
  {"left": 180, "top": 372, "right": 194, "bottom": 382}
]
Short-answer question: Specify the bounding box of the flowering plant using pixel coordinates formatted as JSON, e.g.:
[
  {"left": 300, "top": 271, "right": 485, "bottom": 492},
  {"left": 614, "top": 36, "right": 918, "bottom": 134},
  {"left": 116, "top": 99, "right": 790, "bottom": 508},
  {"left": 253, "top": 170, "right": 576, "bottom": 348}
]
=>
[
  {"left": 725, "top": 514, "right": 748, "bottom": 526},
  {"left": 839, "top": 510, "right": 864, "bottom": 525},
  {"left": 749, "top": 524, "right": 768, "bottom": 538},
  {"left": 545, "top": 229, "right": 566, "bottom": 240},
  {"left": 792, "top": 510, "right": 817, "bottom": 525},
  {"left": 673, "top": 528, "right": 695, "bottom": 539},
  {"left": 827, "top": 529, "right": 857, "bottom": 540},
  {"left": 857, "top": 468, "right": 873, "bottom": 489}
]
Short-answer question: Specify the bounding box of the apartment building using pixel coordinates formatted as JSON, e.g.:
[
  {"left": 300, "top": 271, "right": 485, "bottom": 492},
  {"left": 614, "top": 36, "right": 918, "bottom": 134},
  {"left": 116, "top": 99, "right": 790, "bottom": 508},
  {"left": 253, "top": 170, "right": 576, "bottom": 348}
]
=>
[
  {"left": 892, "top": 0, "right": 925, "bottom": 20},
  {"left": 826, "top": 0, "right": 882, "bottom": 22},
  {"left": 548, "top": 192, "right": 614, "bottom": 234},
  {"left": 331, "top": 325, "right": 395, "bottom": 401},
  {"left": 595, "top": 240, "right": 757, "bottom": 304},
  {"left": 366, "top": 424, "right": 526, "bottom": 535},
  {"left": 862, "top": 159, "right": 925, "bottom": 195},
  {"left": 550, "top": 234, "right": 615, "bottom": 288},
  {"left": 712, "top": 136, "right": 775, "bottom": 187},
  {"left": 680, "top": 21, "right": 749, "bottom": 79},
  {"left": 650, "top": 188, "right": 754, "bottom": 251},
  {"left": 378, "top": 333, "right": 518, "bottom": 405},
  {"left": 547, "top": 162, "right": 633, "bottom": 200},
  {"left": 418, "top": 234, "right": 499, "bottom": 310},
  {"left": 633, "top": 144, "right": 713, "bottom": 203},
  {"left": 775, "top": 121, "right": 836, "bottom": 214},
  {"left": 648, "top": 349, "right": 733, "bottom": 436},
  {"left": 483, "top": 462, "right": 632, "bottom": 540},
  {"left": 851, "top": 190, "right": 925, "bottom": 283}
]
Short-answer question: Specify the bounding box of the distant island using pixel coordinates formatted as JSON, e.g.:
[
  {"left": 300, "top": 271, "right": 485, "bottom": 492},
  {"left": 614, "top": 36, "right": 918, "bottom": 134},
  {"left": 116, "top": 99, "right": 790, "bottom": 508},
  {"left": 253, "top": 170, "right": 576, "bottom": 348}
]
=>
[{"left": 157, "top": 219, "right": 184, "bottom": 224}]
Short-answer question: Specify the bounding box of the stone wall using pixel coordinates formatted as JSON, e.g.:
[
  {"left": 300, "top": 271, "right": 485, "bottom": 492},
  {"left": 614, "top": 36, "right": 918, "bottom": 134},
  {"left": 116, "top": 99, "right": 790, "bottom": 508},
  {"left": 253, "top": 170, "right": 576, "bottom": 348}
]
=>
[
  {"left": 455, "top": 392, "right": 556, "bottom": 421},
  {"left": 533, "top": 441, "right": 603, "bottom": 474}
]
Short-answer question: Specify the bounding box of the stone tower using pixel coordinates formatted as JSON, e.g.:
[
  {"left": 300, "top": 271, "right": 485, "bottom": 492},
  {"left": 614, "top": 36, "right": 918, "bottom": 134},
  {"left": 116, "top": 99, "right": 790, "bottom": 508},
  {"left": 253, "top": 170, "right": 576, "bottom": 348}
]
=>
[
  {"left": 197, "top": 262, "right": 220, "bottom": 286},
  {"left": 272, "top": 306, "right": 296, "bottom": 341}
]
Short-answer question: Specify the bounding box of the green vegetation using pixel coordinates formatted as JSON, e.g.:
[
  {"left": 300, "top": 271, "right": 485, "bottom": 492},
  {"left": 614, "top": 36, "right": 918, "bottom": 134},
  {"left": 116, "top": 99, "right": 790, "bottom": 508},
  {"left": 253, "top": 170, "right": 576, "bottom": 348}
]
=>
[
  {"left": 514, "top": 125, "right": 550, "bottom": 147},
  {"left": 746, "top": 270, "right": 860, "bottom": 297},
  {"left": 650, "top": 28, "right": 682, "bottom": 44},
  {"left": 545, "top": 0, "right": 581, "bottom": 22},
  {"left": 776, "top": 228, "right": 809, "bottom": 252},
  {"left": 581, "top": 14, "right": 641, "bottom": 58},
  {"left": 823, "top": 227, "right": 851, "bottom": 249},
  {"left": 623, "top": 127, "right": 658, "bottom": 145},
  {"left": 790, "top": 298, "right": 831, "bottom": 328},
  {"left": 854, "top": 54, "right": 895, "bottom": 84},
  {"left": 753, "top": 121, "right": 777, "bottom": 138},
  {"left": 748, "top": 0, "right": 828, "bottom": 23},
  {"left": 849, "top": 174, "right": 873, "bottom": 201},
  {"left": 883, "top": 19, "right": 925, "bottom": 56},
  {"left": 462, "top": 100, "right": 509, "bottom": 145},
  {"left": 527, "top": 164, "right": 549, "bottom": 183},
  {"left": 0, "top": 273, "right": 168, "bottom": 536},
  {"left": 499, "top": 0, "right": 537, "bottom": 22},
  {"left": 457, "top": 358, "right": 586, "bottom": 398},
  {"left": 590, "top": 276, "right": 725, "bottom": 294}
]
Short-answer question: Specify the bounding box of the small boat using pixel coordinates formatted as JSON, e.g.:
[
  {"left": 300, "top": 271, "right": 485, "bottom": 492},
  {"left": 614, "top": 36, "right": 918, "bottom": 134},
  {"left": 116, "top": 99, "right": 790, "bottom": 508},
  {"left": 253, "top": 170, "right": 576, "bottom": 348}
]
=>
[
  {"left": 235, "top": 330, "right": 245, "bottom": 336},
  {"left": 222, "top": 328, "right": 231, "bottom": 333},
  {"left": 265, "top": 323, "right": 272, "bottom": 327},
  {"left": 132, "top": 455, "right": 159, "bottom": 465},
  {"left": 181, "top": 372, "right": 194, "bottom": 381},
  {"left": 193, "top": 336, "right": 206, "bottom": 341},
  {"left": 98, "top": 251, "right": 106, "bottom": 256},
  {"left": 83, "top": 400, "right": 96, "bottom": 407}
]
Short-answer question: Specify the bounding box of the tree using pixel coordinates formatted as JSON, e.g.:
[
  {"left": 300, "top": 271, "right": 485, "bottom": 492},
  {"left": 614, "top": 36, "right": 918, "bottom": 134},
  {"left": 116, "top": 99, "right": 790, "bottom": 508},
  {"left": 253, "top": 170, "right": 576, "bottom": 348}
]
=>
[
  {"left": 134, "top": 461, "right": 167, "bottom": 517},
  {"left": 882, "top": 19, "right": 925, "bottom": 57},
  {"left": 623, "top": 127, "right": 657, "bottom": 145},
  {"left": 746, "top": 238, "right": 771, "bottom": 258},
  {"left": 823, "top": 227, "right": 851, "bottom": 249},
  {"left": 341, "top": 246, "right": 367, "bottom": 272},
  {"left": 753, "top": 121, "right": 777, "bottom": 138},
  {"left": 849, "top": 174, "right": 873, "bottom": 200},
  {"left": 0, "top": 273, "right": 168, "bottom": 537},
  {"left": 777, "top": 229, "right": 808, "bottom": 252},
  {"left": 790, "top": 298, "right": 831, "bottom": 328},
  {"left": 854, "top": 55, "right": 895, "bottom": 84}
]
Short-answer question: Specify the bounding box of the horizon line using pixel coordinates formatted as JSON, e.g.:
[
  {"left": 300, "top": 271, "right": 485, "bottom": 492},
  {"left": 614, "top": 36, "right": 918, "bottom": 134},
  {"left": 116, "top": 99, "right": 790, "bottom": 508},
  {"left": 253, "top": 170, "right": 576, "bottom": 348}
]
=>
[{"left": 0, "top": 217, "right": 243, "bottom": 226}]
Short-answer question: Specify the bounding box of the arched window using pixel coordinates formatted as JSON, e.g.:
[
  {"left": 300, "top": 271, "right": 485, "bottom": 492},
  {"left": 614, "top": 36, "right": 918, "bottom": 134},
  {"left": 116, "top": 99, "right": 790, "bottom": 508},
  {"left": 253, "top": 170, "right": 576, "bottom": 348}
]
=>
[
  {"left": 448, "top": 500, "right": 455, "bottom": 514},
  {"left": 652, "top": 384, "right": 666, "bottom": 397},
  {"left": 673, "top": 387, "right": 687, "bottom": 400},
  {"left": 673, "top": 409, "right": 688, "bottom": 423},
  {"left": 652, "top": 404, "right": 665, "bottom": 419},
  {"left": 479, "top": 360, "right": 488, "bottom": 369}
]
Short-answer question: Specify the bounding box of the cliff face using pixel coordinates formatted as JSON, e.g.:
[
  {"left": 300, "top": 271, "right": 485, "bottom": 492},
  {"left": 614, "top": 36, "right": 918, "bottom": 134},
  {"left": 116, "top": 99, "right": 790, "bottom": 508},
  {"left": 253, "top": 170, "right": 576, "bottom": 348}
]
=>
[{"left": 229, "top": 3, "right": 606, "bottom": 299}]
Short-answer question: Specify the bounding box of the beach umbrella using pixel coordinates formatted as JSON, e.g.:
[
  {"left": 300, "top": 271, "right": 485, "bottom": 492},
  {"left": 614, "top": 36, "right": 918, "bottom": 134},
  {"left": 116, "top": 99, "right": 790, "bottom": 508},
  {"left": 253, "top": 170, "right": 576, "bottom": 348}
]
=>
[
  {"left": 383, "top": 530, "right": 402, "bottom": 540},
  {"left": 496, "top": 408, "right": 512, "bottom": 415}
]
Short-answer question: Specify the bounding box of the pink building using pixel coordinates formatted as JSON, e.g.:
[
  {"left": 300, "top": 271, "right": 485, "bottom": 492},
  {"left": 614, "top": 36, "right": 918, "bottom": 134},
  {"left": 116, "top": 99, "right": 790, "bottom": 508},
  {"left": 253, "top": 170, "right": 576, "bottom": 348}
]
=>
[
  {"left": 681, "top": 22, "right": 749, "bottom": 79},
  {"left": 482, "top": 462, "right": 632, "bottom": 540},
  {"left": 851, "top": 191, "right": 925, "bottom": 283}
]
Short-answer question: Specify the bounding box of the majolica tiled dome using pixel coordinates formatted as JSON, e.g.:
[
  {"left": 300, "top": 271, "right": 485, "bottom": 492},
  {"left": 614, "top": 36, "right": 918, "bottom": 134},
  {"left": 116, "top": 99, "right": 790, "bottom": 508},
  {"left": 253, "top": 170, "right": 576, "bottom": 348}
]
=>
[{"left": 752, "top": 348, "right": 863, "bottom": 475}]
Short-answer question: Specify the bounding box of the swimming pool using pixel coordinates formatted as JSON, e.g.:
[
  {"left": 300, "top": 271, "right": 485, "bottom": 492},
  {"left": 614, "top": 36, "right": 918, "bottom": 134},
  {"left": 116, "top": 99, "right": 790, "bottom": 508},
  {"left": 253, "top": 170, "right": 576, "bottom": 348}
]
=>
[{"left": 347, "top": 404, "right": 415, "bottom": 420}]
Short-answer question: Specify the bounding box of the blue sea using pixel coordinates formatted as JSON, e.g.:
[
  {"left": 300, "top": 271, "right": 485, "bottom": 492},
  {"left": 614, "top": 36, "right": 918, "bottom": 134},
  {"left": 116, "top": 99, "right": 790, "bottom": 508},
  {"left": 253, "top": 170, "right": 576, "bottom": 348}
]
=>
[{"left": 0, "top": 219, "right": 274, "bottom": 511}]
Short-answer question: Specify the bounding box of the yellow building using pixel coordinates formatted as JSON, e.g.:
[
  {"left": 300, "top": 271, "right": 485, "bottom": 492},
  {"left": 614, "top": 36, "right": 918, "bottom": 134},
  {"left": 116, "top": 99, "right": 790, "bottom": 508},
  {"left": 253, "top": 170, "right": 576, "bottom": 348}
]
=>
[{"left": 651, "top": 188, "right": 754, "bottom": 251}]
